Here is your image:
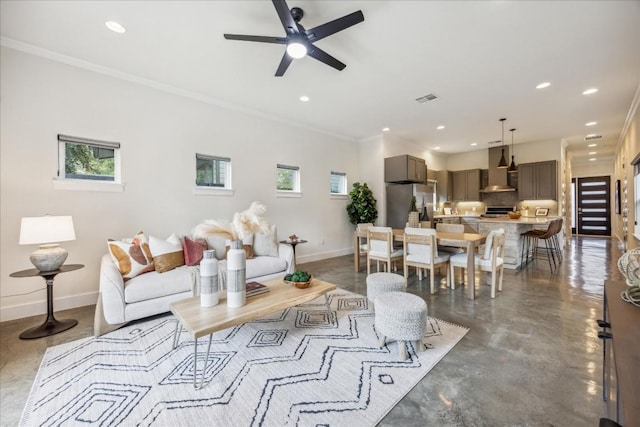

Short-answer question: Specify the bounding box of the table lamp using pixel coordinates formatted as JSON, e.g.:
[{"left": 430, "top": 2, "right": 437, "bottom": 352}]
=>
[{"left": 19, "top": 216, "right": 76, "bottom": 272}]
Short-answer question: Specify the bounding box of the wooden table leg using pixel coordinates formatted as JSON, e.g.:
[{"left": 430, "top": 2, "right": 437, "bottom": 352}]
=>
[
  {"left": 354, "top": 232, "right": 360, "bottom": 272},
  {"left": 466, "top": 241, "right": 475, "bottom": 300}
]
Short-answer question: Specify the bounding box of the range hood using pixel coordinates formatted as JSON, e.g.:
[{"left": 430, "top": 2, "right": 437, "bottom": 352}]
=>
[{"left": 481, "top": 146, "right": 516, "bottom": 193}]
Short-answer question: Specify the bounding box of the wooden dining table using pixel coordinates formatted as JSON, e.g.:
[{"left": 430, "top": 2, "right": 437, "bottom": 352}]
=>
[{"left": 354, "top": 228, "right": 486, "bottom": 300}]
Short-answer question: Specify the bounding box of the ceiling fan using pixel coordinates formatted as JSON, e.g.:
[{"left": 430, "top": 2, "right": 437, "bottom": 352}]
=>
[{"left": 223, "top": 0, "right": 364, "bottom": 76}]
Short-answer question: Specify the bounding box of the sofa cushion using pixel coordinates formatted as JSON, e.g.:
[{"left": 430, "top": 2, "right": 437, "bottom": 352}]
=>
[
  {"left": 124, "top": 266, "right": 195, "bottom": 304},
  {"left": 149, "top": 234, "right": 185, "bottom": 273},
  {"left": 253, "top": 225, "right": 279, "bottom": 257},
  {"left": 107, "top": 232, "right": 154, "bottom": 280},
  {"left": 182, "top": 236, "right": 207, "bottom": 266},
  {"left": 246, "top": 256, "right": 287, "bottom": 279}
]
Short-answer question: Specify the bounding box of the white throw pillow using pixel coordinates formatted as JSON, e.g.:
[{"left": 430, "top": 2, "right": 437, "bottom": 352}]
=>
[
  {"left": 253, "top": 225, "right": 279, "bottom": 257},
  {"left": 149, "top": 233, "right": 185, "bottom": 273}
]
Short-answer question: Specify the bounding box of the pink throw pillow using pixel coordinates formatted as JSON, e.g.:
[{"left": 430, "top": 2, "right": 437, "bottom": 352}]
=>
[{"left": 183, "top": 236, "right": 208, "bottom": 266}]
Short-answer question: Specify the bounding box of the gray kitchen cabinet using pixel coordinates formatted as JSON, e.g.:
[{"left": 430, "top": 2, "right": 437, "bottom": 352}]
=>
[
  {"left": 436, "top": 170, "right": 453, "bottom": 202},
  {"left": 384, "top": 155, "right": 426, "bottom": 183},
  {"left": 518, "top": 161, "right": 557, "bottom": 200},
  {"left": 452, "top": 169, "right": 481, "bottom": 201}
]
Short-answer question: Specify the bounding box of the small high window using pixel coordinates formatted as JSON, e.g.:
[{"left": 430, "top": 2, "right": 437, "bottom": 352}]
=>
[
  {"left": 277, "top": 164, "right": 300, "bottom": 192},
  {"left": 58, "top": 134, "right": 120, "bottom": 182},
  {"left": 330, "top": 171, "right": 347, "bottom": 195},
  {"left": 196, "top": 154, "right": 231, "bottom": 188}
]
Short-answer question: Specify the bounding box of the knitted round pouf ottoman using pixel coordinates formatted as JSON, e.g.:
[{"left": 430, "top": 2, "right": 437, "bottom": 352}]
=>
[
  {"left": 374, "top": 292, "right": 427, "bottom": 360},
  {"left": 366, "top": 272, "right": 406, "bottom": 303}
]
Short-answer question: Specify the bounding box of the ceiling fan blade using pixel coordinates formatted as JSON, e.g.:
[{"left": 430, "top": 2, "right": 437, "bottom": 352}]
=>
[
  {"left": 307, "top": 46, "right": 346, "bottom": 71},
  {"left": 224, "top": 34, "right": 287, "bottom": 44},
  {"left": 305, "top": 10, "right": 364, "bottom": 43},
  {"left": 272, "top": 0, "right": 299, "bottom": 36},
  {"left": 275, "top": 52, "right": 294, "bottom": 77}
]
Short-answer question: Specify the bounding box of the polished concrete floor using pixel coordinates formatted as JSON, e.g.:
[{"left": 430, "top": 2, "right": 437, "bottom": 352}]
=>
[{"left": 0, "top": 236, "right": 624, "bottom": 426}]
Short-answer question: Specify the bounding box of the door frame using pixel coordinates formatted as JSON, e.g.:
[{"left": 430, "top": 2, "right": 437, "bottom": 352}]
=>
[{"left": 573, "top": 176, "right": 611, "bottom": 236}]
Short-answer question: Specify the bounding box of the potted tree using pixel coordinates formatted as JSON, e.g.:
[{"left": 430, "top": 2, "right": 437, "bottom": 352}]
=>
[{"left": 346, "top": 182, "right": 378, "bottom": 226}]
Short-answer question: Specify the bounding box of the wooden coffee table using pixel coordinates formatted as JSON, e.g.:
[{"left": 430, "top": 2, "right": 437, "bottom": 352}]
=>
[{"left": 170, "top": 277, "right": 337, "bottom": 389}]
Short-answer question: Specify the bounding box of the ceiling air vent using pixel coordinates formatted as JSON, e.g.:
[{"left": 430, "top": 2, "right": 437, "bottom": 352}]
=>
[
  {"left": 415, "top": 93, "right": 438, "bottom": 104},
  {"left": 584, "top": 134, "right": 603, "bottom": 141}
]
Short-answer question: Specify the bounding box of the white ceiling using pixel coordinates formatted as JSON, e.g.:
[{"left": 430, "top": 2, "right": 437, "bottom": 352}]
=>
[{"left": 2, "top": 1, "right": 639, "bottom": 164}]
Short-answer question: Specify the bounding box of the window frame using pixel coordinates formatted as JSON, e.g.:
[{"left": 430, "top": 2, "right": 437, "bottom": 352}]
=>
[
  {"left": 276, "top": 163, "right": 301, "bottom": 196},
  {"left": 330, "top": 171, "right": 348, "bottom": 196},
  {"left": 57, "top": 134, "right": 121, "bottom": 182},
  {"left": 195, "top": 154, "right": 232, "bottom": 189},
  {"left": 55, "top": 134, "right": 124, "bottom": 192}
]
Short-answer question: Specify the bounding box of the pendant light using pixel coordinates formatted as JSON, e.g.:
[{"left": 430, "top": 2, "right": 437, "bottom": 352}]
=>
[
  {"left": 497, "top": 118, "right": 508, "bottom": 168},
  {"left": 508, "top": 128, "right": 518, "bottom": 173}
]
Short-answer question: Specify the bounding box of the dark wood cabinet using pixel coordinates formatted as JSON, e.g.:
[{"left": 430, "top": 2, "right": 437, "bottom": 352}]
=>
[
  {"left": 452, "top": 169, "right": 481, "bottom": 201},
  {"left": 518, "top": 161, "right": 557, "bottom": 200},
  {"left": 436, "top": 170, "right": 453, "bottom": 202},
  {"left": 384, "top": 155, "right": 426, "bottom": 183}
]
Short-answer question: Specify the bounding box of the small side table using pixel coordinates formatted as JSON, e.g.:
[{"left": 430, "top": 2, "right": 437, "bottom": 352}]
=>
[
  {"left": 10, "top": 264, "right": 83, "bottom": 340},
  {"left": 280, "top": 239, "right": 307, "bottom": 264}
]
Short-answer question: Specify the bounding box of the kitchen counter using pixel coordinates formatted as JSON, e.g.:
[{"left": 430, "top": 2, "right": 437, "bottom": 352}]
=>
[
  {"left": 476, "top": 219, "right": 558, "bottom": 270},
  {"left": 478, "top": 216, "right": 558, "bottom": 225},
  {"left": 433, "top": 214, "right": 481, "bottom": 218}
]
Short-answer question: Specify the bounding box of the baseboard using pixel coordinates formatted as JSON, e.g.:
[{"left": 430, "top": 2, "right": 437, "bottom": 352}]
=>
[
  {"left": 0, "top": 291, "right": 99, "bottom": 322},
  {"left": 296, "top": 247, "right": 353, "bottom": 265}
]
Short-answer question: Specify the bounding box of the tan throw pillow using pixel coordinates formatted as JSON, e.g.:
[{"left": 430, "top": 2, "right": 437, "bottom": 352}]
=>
[
  {"left": 253, "top": 225, "right": 279, "bottom": 257},
  {"left": 107, "top": 231, "right": 154, "bottom": 280},
  {"left": 224, "top": 236, "right": 254, "bottom": 259},
  {"left": 149, "top": 234, "right": 185, "bottom": 273}
]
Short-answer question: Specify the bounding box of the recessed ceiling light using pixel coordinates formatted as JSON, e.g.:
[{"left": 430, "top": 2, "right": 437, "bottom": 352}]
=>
[
  {"left": 436, "top": 125, "right": 445, "bottom": 130},
  {"left": 585, "top": 121, "right": 597, "bottom": 126},
  {"left": 434, "top": 146, "right": 440, "bottom": 150},
  {"left": 588, "top": 143, "right": 597, "bottom": 147},
  {"left": 589, "top": 158, "right": 596, "bottom": 161},
  {"left": 582, "top": 88, "right": 598, "bottom": 95},
  {"left": 299, "top": 95, "right": 310, "bottom": 102},
  {"left": 470, "top": 143, "right": 478, "bottom": 146},
  {"left": 589, "top": 151, "right": 597, "bottom": 155},
  {"left": 536, "top": 82, "right": 551, "bottom": 89},
  {"left": 382, "top": 127, "right": 390, "bottom": 132},
  {"left": 105, "top": 21, "right": 126, "bottom": 34}
]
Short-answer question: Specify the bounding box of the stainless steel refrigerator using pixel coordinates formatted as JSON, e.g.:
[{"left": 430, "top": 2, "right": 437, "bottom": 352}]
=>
[{"left": 386, "top": 182, "right": 436, "bottom": 229}]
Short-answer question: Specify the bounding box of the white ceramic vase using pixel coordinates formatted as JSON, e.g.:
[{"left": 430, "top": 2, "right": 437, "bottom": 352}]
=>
[
  {"left": 200, "top": 250, "right": 219, "bottom": 307},
  {"left": 226, "top": 240, "right": 246, "bottom": 308}
]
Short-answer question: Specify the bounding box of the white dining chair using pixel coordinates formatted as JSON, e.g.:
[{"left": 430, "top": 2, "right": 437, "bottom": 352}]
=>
[
  {"left": 356, "top": 223, "right": 373, "bottom": 260},
  {"left": 449, "top": 228, "right": 506, "bottom": 298},
  {"left": 367, "top": 226, "right": 403, "bottom": 275},
  {"left": 403, "top": 227, "right": 451, "bottom": 294}
]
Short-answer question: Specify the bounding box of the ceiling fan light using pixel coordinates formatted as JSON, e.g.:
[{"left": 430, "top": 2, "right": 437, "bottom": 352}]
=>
[{"left": 286, "top": 42, "right": 307, "bottom": 59}]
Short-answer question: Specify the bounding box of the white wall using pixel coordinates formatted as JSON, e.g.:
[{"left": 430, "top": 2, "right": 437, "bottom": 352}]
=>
[
  {"left": 0, "top": 47, "right": 360, "bottom": 321},
  {"left": 446, "top": 149, "right": 489, "bottom": 171},
  {"left": 571, "top": 159, "right": 614, "bottom": 177}
]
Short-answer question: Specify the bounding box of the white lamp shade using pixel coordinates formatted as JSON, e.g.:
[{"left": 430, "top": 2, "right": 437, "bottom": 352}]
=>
[{"left": 19, "top": 216, "right": 76, "bottom": 245}]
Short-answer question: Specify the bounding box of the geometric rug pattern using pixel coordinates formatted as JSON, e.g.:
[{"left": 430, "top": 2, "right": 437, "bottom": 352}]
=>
[{"left": 21, "top": 290, "right": 468, "bottom": 426}]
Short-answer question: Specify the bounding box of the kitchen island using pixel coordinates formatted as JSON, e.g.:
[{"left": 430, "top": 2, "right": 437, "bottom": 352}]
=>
[{"left": 478, "top": 217, "right": 560, "bottom": 269}]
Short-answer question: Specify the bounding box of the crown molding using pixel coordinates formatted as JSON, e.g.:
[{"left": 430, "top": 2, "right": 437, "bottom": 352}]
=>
[{"left": 0, "top": 36, "right": 355, "bottom": 143}]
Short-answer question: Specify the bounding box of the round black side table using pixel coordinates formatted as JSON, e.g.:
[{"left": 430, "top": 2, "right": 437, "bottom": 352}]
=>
[
  {"left": 10, "top": 264, "right": 84, "bottom": 340},
  {"left": 280, "top": 239, "right": 308, "bottom": 264}
]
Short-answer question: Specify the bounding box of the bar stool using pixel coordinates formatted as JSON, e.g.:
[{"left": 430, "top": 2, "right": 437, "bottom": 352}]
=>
[{"left": 521, "top": 219, "right": 562, "bottom": 271}]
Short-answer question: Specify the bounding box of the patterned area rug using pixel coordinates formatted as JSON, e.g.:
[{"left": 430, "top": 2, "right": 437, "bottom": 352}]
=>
[{"left": 21, "top": 290, "right": 468, "bottom": 426}]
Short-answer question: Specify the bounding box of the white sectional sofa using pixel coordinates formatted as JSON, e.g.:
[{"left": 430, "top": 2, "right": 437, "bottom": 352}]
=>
[{"left": 94, "top": 235, "right": 294, "bottom": 336}]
